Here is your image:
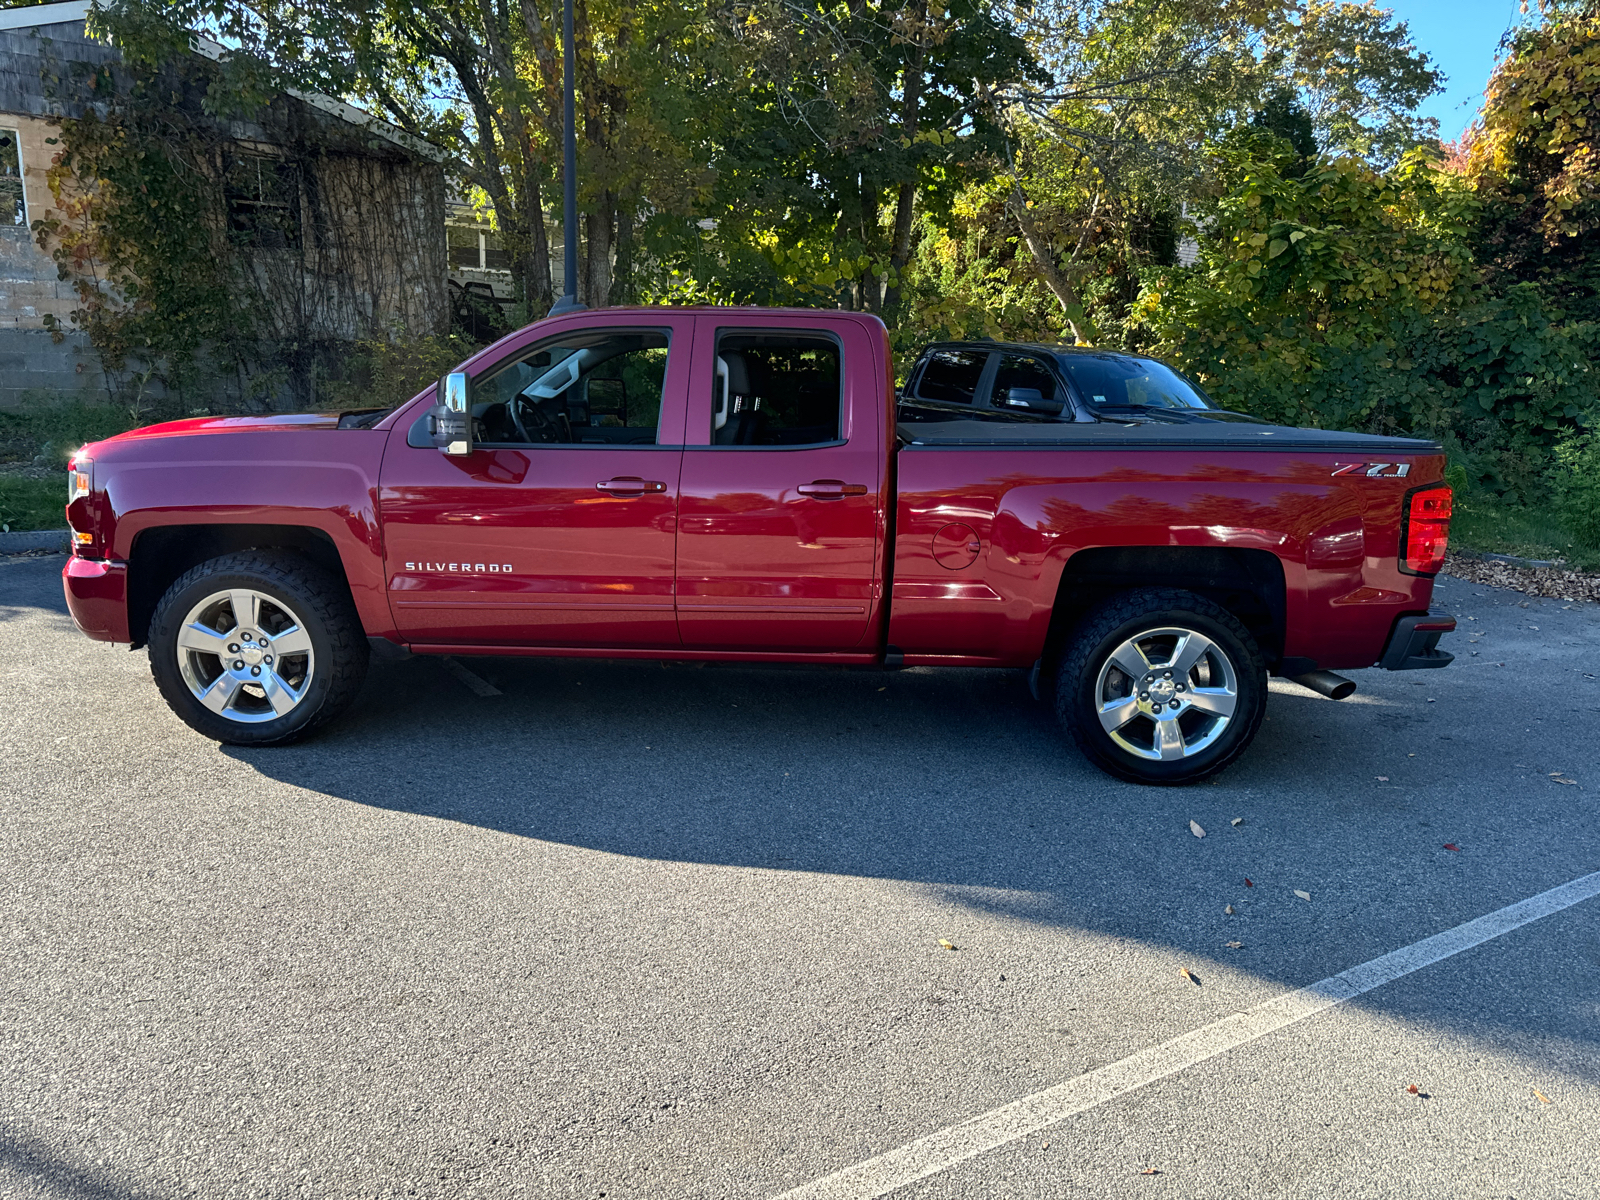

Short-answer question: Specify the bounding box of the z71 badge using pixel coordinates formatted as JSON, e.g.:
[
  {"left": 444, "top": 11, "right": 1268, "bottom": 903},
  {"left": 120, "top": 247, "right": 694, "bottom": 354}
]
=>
[{"left": 1330, "top": 462, "right": 1411, "bottom": 478}]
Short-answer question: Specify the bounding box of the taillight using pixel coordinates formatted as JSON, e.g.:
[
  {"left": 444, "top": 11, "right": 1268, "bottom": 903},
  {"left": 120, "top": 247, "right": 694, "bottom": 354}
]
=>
[{"left": 1401, "top": 484, "right": 1451, "bottom": 575}]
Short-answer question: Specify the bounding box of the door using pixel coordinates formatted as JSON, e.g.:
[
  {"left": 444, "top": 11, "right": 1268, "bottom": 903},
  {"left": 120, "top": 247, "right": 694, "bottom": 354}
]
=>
[
  {"left": 380, "top": 317, "right": 692, "bottom": 647},
  {"left": 674, "top": 318, "right": 884, "bottom": 651}
]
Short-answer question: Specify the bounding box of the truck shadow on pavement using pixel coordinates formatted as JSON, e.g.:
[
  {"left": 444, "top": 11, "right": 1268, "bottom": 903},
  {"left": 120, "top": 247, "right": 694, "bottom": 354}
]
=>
[{"left": 225, "top": 646, "right": 1600, "bottom": 1025}]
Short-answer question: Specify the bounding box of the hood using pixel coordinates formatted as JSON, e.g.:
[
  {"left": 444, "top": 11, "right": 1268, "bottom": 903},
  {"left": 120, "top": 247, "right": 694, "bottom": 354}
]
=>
[{"left": 101, "top": 414, "right": 344, "bottom": 444}]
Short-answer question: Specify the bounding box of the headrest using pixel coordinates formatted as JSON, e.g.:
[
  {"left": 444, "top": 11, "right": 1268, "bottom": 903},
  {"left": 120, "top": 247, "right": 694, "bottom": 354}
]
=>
[{"left": 721, "top": 351, "right": 752, "bottom": 395}]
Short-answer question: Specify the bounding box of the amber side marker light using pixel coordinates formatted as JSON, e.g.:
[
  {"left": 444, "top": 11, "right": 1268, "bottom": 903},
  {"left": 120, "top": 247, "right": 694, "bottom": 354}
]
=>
[{"left": 1401, "top": 484, "right": 1452, "bottom": 575}]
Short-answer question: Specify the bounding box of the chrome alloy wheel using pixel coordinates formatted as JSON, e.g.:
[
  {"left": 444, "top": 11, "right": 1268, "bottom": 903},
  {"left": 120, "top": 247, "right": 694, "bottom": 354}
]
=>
[
  {"left": 1093, "top": 626, "right": 1239, "bottom": 762},
  {"left": 174, "top": 588, "right": 315, "bottom": 724}
]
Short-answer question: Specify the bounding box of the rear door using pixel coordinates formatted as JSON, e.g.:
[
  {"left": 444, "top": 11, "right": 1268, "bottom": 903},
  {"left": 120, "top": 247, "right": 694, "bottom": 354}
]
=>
[
  {"left": 379, "top": 314, "right": 692, "bottom": 647},
  {"left": 674, "top": 316, "right": 884, "bottom": 651}
]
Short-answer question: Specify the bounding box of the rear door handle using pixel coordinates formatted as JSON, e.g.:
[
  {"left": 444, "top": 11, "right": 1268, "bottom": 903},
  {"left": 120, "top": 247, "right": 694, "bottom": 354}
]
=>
[
  {"left": 797, "top": 480, "right": 869, "bottom": 500},
  {"left": 596, "top": 477, "right": 667, "bottom": 495}
]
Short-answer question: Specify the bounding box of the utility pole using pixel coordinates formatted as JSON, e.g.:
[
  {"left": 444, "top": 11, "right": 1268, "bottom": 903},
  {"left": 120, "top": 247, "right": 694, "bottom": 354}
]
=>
[{"left": 549, "top": 0, "right": 585, "bottom": 316}]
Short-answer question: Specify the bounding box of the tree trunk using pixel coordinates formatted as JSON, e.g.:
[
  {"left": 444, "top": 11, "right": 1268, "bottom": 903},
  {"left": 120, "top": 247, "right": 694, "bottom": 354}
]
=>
[
  {"left": 883, "top": 12, "right": 926, "bottom": 320},
  {"left": 611, "top": 195, "right": 636, "bottom": 305},
  {"left": 584, "top": 190, "right": 614, "bottom": 307},
  {"left": 1009, "top": 186, "right": 1098, "bottom": 344}
]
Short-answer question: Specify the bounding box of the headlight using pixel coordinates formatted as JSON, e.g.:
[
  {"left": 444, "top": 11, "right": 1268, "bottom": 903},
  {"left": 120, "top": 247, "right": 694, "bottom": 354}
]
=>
[{"left": 68, "top": 457, "right": 91, "bottom": 501}]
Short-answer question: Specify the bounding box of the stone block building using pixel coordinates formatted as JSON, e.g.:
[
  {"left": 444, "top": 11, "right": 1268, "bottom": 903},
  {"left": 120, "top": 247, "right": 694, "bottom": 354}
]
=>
[{"left": 0, "top": 0, "right": 451, "bottom": 411}]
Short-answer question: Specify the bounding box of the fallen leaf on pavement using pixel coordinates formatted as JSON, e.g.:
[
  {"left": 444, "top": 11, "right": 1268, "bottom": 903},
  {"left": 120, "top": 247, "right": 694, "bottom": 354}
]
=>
[
  {"left": 1534, "top": 1089, "right": 1552, "bottom": 1104},
  {"left": 1377, "top": 776, "right": 1389, "bottom": 782},
  {"left": 1407, "top": 1084, "right": 1419, "bottom": 1095},
  {"left": 1225, "top": 941, "right": 1243, "bottom": 949},
  {"left": 1138, "top": 1168, "right": 1161, "bottom": 1175},
  {"left": 1294, "top": 889, "right": 1312, "bottom": 901},
  {"left": 1180, "top": 967, "right": 1200, "bottom": 985},
  {"left": 1231, "top": 817, "right": 1243, "bottom": 826},
  {"left": 1042, "top": 1141, "right": 1050, "bottom": 1149},
  {"left": 1553, "top": 777, "right": 1578, "bottom": 786},
  {"left": 1190, "top": 820, "right": 1206, "bottom": 838},
  {"left": 1224, "top": 904, "right": 1235, "bottom": 915},
  {"left": 1444, "top": 843, "right": 1460, "bottom": 851},
  {"left": 938, "top": 939, "right": 957, "bottom": 951},
  {"left": 1244, "top": 877, "right": 1254, "bottom": 887}
]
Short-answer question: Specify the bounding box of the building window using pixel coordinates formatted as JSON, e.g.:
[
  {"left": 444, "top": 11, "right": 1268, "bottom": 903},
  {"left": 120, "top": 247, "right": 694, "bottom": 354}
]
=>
[
  {"left": 447, "top": 224, "right": 480, "bottom": 268},
  {"left": 1, "top": 129, "right": 24, "bottom": 227},
  {"left": 226, "top": 154, "right": 301, "bottom": 249},
  {"left": 447, "top": 223, "right": 515, "bottom": 272},
  {"left": 483, "top": 230, "right": 510, "bottom": 271}
]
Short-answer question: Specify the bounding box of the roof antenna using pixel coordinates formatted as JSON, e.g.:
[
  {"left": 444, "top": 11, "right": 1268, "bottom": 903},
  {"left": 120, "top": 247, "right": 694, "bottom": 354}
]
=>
[{"left": 547, "top": 0, "right": 586, "bottom": 318}]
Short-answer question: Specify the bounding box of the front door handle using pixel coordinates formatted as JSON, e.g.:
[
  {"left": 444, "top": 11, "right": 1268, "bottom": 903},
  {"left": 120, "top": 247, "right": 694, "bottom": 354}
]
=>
[
  {"left": 796, "top": 480, "right": 869, "bottom": 500},
  {"left": 596, "top": 477, "right": 667, "bottom": 495}
]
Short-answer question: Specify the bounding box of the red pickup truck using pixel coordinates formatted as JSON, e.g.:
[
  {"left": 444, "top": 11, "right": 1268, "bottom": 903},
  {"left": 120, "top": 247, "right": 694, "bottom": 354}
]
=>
[{"left": 61, "top": 306, "right": 1455, "bottom": 783}]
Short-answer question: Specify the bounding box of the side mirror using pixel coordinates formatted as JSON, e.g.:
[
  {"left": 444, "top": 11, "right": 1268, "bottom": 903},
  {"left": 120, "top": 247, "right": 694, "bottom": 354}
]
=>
[
  {"left": 431, "top": 371, "right": 472, "bottom": 455},
  {"left": 1002, "top": 387, "right": 1065, "bottom": 416}
]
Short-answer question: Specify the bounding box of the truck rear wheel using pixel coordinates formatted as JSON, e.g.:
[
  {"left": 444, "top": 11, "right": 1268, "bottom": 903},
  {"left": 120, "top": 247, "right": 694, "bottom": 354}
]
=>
[
  {"left": 1056, "top": 588, "right": 1266, "bottom": 785},
  {"left": 147, "top": 551, "right": 368, "bottom": 746}
]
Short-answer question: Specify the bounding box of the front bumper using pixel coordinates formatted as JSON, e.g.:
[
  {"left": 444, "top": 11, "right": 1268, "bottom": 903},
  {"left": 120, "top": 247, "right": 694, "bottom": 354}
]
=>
[
  {"left": 1379, "top": 613, "right": 1455, "bottom": 670},
  {"left": 62, "top": 556, "right": 130, "bottom": 643}
]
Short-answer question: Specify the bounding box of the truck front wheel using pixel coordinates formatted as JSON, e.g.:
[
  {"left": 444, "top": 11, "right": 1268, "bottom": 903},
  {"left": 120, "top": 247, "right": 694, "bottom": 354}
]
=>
[
  {"left": 1056, "top": 588, "right": 1266, "bottom": 785},
  {"left": 147, "top": 551, "right": 369, "bottom": 745}
]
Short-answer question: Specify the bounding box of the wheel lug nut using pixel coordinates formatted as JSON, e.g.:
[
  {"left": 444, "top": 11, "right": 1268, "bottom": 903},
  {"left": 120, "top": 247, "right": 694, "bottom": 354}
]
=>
[
  {"left": 233, "top": 660, "right": 244, "bottom": 670},
  {"left": 1163, "top": 671, "right": 1172, "bottom": 679},
  {"left": 1176, "top": 684, "right": 1185, "bottom": 692},
  {"left": 1140, "top": 692, "right": 1150, "bottom": 700},
  {"left": 228, "top": 643, "right": 240, "bottom": 653},
  {"left": 264, "top": 656, "right": 273, "bottom": 665},
  {"left": 251, "top": 666, "right": 261, "bottom": 677}
]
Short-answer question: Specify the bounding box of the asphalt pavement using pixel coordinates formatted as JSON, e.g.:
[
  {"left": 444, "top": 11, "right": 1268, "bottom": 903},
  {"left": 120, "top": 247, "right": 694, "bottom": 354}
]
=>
[{"left": 1, "top": 552, "right": 1596, "bottom": 1199}]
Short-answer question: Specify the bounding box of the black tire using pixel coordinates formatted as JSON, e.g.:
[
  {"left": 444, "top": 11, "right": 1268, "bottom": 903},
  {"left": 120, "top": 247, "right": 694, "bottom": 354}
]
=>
[
  {"left": 1056, "top": 588, "right": 1266, "bottom": 785},
  {"left": 148, "top": 551, "right": 369, "bottom": 745}
]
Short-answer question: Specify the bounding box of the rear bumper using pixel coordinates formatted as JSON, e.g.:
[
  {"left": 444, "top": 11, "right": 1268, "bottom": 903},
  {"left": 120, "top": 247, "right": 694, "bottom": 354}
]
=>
[
  {"left": 62, "top": 556, "right": 130, "bottom": 643},
  {"left": 1379, "top": 613, "right": 1455, "bottom": 670}
]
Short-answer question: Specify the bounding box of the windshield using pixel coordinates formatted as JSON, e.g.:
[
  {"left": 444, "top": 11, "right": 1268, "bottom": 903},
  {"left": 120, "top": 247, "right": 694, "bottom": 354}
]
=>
[{"left": 1059, "top": 355, "right": 1213, "bottom": 410}]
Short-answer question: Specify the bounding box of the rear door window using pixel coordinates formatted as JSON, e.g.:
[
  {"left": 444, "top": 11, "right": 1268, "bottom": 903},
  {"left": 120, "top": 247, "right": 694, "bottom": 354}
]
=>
[
  {"left": 913, "top": 349, "right": 989, "bottom": 405},
  {"left": 709, "top": 331, "right": 842, "bottom": 446}
]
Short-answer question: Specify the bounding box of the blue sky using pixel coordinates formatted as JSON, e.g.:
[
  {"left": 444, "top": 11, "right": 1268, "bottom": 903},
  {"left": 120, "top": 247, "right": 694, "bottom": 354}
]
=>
[{"left": 1384, "top": 0, "right": 1531, "bottom": 142}]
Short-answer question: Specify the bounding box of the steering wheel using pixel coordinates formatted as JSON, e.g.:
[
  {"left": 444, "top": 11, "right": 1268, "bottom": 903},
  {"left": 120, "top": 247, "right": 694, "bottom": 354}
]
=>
[{"left": 509, "top": 392, "right": 561, "bottom": 443}]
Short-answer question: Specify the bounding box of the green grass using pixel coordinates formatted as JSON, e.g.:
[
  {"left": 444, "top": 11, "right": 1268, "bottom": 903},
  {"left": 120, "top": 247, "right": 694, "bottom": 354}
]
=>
[
  {"left": 1450, "top": 491, "right": 1600, "bottom": 572},
  {"left": 0, "top": 475, "right": 69, "bottom": 533},
  {"left": 0, "top": 395, "right": 146, "bottom": 466}
]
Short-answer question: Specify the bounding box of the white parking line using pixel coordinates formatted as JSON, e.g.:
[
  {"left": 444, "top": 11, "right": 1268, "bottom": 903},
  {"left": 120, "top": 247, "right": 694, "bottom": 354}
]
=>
[{"left": 776, "top": 869, "right": 1600, "bottom": 1200}]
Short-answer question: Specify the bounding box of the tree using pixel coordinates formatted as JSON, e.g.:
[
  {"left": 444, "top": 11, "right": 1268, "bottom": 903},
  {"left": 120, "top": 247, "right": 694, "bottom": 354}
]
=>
[
  {"left": 1457, "top": 5, "right": 1600, "bottom": 317},
  {"left": 99, "top": 0, "right": 714, "bottom": 313}
]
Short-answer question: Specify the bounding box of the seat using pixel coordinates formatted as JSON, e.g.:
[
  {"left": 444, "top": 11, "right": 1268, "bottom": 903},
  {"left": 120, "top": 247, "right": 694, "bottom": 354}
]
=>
[{"left": 714, "top": 353, "right": 762, "bottom": 445}]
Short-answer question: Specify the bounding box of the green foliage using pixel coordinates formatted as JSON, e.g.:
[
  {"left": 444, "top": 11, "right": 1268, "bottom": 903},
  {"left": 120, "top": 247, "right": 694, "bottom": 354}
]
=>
[
  {"left": 0, "top": 475, "right": 68, "bottom": 533},
  {"left": 1130, "top": 137, "right": 1600, "bottom": 496},
  {"left": 1457, "top": 8, "right": 1600, "bottom": 321},
  {"left": 1551, "top": 424, "right": 1600, "bottom": 550},
  {"left": 0, "top": 393, "right": 152, "bottom": 464},
  {"left": 319, "top": 332, "right": 484, "bottom": 412},
  {"left": 34, "top": 59, "right": 257, "bottom": 401},
  {"left": 1449, "top": 490, "right": 1600, "bottom": 571}
]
